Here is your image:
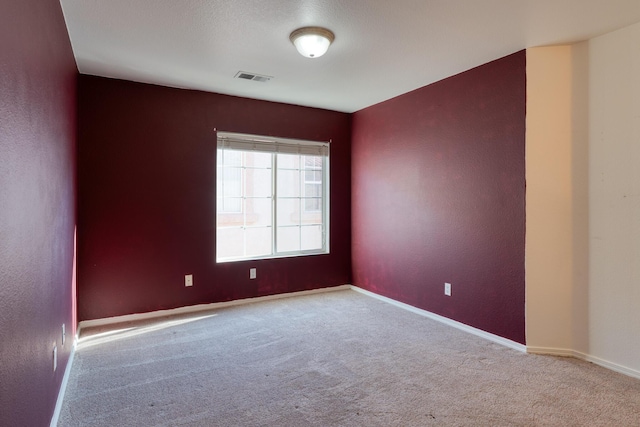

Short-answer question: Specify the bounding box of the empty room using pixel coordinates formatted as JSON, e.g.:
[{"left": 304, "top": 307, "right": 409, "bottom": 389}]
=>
[{"left": 1, "top": 0, "right": 640, "bottom": 425}]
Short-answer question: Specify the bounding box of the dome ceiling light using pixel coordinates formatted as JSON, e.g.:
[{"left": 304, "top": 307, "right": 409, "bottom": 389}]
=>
[{"left": 289, "top": 27, "right": 335, "bottom": 59}]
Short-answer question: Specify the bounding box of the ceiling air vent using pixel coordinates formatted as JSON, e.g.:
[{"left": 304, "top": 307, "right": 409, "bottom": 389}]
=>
[{"left": 234, "top": 71, "right": 272, "bottom": 83}]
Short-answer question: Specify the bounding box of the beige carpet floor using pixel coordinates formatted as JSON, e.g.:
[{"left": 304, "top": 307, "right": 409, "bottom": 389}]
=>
[{"left": 58, "top": 289, "right": 640, "bottom": 426}]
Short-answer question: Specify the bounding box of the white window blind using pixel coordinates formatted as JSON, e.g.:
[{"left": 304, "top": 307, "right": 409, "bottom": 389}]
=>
[{"left": 217, "top": 132, "right": 329, "bottom": 156}]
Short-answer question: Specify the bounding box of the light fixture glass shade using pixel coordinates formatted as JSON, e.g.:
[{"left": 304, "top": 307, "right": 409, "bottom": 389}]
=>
[{"left": 290, "top": 27, "right": 335, "bottom": 58}]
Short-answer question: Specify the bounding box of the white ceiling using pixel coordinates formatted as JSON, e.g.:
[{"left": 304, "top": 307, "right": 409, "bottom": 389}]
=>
[{"left": 60, "top": 0, "right": 640, "bottom": 113}]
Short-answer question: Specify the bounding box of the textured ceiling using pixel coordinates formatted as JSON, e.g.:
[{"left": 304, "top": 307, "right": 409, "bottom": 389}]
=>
[{"left": 59, "top": 0, "right": 640, "bottom": 113}]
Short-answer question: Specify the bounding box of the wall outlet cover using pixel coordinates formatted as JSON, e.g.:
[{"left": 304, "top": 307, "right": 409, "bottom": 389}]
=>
[{"left": 445, "top": 282, "right": 452, "bottom": 296}]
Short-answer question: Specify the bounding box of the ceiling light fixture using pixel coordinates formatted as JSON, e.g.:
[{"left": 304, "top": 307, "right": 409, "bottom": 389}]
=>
[{"left": 290, "top": 27, "right": 335, "bottom": 59}]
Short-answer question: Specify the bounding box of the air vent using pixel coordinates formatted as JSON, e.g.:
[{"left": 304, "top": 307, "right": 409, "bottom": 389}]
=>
[{"left": 234, "top": 71, "right": 272, "bottom": 83}]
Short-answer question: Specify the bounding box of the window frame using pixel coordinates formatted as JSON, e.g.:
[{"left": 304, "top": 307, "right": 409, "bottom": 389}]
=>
[{"left": 216, "top": 132, "right": 330, "bottom": 263}]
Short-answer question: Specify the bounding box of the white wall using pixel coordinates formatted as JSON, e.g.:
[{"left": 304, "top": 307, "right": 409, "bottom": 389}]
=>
[
  {"left": 570, "top": 41, "right": 590, "bottom": 357},
  {"left": 526, "top": 21, "right": 640, "bottom": 378},
  {"left": 525, "top": 46, "right": 575, "bottom": 353},
  {"left": 586, "top": 21, "right": 640, "bottom": 375}
]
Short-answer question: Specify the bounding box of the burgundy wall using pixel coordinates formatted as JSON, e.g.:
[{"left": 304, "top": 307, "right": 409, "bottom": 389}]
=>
[
  {"left": 77, "top": 76, "right": 351, "bottom": 321},
  {"left": 351, "top": 52, "right": 526, "bottom": 344},
  {"left": 0, "top": 0, "right": 77, "bottom": 425}
]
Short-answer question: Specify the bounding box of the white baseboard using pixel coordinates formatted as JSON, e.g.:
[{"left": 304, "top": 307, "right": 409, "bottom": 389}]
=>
[
  {"left": 574, "top": 350, "right": 640, "bottom": 380},
  {"left": 526, "top": 346, "right": 575, "bottom": 357},
  {"left": 74, "top": 284, "right": 640, "bottom": 383},
  {"left": 351, "top": 286, "right": 640, "bottom": 379},
  {"left": 50, "top": 337, "right": 77, "bottom": 427},
  {"left": 349, "top": 285, "right": 528, "bottom": 353},
  {"left": 78, "top": 285, "right": 352, "bottom": 333},
  {"left": 527, "top": 346, "right": 640, "bottom": 379}
]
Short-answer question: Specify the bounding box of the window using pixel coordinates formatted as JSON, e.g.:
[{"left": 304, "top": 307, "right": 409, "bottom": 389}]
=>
[{"left": 216, "top": 132, "right": 329, "bottom": 262}]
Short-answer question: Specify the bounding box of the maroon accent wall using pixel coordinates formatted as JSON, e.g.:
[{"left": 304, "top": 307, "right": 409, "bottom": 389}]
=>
[
  {"left": 77, "top": 76, "right": 351, "bottom": 321},
  {"left": 0, "top": 0, "right": 77, "bottom": 425},
  {"left": 352, "top": 52, "right": 526, "bottom": 344}
]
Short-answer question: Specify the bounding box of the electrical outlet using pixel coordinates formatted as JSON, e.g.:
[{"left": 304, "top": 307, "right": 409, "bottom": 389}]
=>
[
  {"left": 62, "top": 324, "right": 66, "bottom": 346},
  {"left": 53, "top": 345, "right": 57, "bottom": 372},
  {"left": 185, "top": 274, "right": 193, "bottom": 287},
  {"left": 250, "top": 268, "right": 256, "bottom": 279},
  {"left": 444, "top": 282, "right": 452, "bottom": 296}
]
